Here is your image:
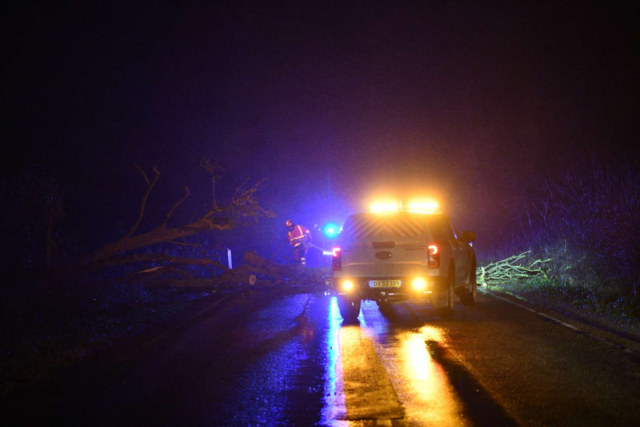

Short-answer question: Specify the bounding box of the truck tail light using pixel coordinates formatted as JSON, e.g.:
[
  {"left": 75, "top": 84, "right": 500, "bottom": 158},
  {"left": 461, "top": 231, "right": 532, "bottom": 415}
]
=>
[
  {"left": 427, "top": 244, "right": 440, "bottom": 269},
  {"left": 332, "top": 247, "right": 342, "bottom": 271}
]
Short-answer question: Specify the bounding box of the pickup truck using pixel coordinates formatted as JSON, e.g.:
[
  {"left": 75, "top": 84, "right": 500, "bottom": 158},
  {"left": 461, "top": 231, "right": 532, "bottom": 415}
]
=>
[{"left": 332, "top": 210, "right": 476, "bottom": 320}]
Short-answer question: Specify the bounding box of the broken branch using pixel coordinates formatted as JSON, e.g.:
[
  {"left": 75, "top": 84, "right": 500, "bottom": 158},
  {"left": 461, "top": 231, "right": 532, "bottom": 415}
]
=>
[
  {"left": 200, "top": 158, "right": 223, "bottom": 209},
  {"left": 162, "top": 186, "right": 191, "bottom": 228},
  {"left": 127, "top": 165, "right": 160, "bottom": 238}
]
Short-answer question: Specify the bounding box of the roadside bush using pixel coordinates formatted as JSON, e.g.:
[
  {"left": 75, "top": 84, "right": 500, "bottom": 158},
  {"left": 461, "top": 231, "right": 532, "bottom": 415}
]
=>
[
  {"left": 536, "top": 241, "right": 600, "bottom": 289},
  {"left": 519, "top": 161, "right": 640, "bottom": 295}
]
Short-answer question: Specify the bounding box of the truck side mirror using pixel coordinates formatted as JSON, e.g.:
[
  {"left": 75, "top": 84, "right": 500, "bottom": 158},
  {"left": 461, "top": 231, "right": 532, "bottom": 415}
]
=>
[{"left": 461, "top": 231, "right": 475, "bottom": 242}]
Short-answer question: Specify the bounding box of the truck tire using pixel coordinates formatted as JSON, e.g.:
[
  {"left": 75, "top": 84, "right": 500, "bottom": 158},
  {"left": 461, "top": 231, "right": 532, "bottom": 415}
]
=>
[
  {"left": 376, "top": 300, "right": 392, "bottom": 312},
  {"left": 434, "top": 266, "right": 455, "bottom": 317},
  {"left": 460, "top": 262, "right": 477, "bottom": 307},
  {"left": 337, "top": 295, "right": 361, "bottom": 322}
]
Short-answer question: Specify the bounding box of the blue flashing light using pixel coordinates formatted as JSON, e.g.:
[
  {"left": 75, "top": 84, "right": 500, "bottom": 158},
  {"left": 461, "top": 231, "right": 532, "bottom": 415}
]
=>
[{"left": 323, "top": 223, "right": 339, "bottom": 238}]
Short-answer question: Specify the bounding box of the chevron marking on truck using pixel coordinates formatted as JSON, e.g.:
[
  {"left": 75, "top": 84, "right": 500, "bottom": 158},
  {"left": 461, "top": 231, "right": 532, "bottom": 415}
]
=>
[{"left": 345, "top": 215, "right": 423, "bottom": 238}]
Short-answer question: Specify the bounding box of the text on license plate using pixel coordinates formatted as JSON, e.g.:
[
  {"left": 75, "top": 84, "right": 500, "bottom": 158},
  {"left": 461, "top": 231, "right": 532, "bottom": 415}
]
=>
[{"left": 370, "top": 280, "right": 402, "bottom": 288}]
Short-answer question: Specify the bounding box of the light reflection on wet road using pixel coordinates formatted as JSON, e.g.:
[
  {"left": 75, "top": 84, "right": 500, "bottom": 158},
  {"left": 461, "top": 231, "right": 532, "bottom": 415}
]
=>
[
  {"left": 321, "top": 297, "right": 469, "bottom": 426},
  {"left": 320, "top": 295, "right": 346, "bottom": 423}
]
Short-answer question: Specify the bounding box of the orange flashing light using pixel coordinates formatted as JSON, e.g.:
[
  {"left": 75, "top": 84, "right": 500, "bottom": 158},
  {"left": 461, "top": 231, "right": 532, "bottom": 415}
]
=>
[
  {"left": 407, "top": 200, "right": 439, "bottom": 214},
  {"left": 370, "top": 201, "right": 401, "bottom": 213}
]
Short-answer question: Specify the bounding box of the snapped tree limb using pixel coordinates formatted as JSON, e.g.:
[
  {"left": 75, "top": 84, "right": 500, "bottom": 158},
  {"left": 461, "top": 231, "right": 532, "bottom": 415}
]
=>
[{"left": 478, "top": 251, "right": 552, "bottom": 285}]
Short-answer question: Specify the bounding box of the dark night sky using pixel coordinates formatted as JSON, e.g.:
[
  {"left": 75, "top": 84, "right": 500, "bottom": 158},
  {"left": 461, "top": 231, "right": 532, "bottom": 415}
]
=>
[{"left": 2, "top": 1, "right": 639, "bottom": 260}]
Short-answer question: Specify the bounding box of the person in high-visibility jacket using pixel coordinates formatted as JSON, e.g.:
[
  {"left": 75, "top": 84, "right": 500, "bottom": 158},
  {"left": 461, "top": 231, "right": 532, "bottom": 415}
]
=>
[{"left": 285, "top": 219, "right": 312, "bottom": 266}]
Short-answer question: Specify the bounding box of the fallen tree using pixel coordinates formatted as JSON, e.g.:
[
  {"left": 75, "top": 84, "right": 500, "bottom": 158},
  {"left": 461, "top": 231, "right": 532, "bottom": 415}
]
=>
[
  {"left": 478, "top": 251, "right": 552, "bottom": 286},
  {"left": 79, "top": 159, "right": 274, "bottom": 275},
  {"left": 28, "top": 159, "right": 333, "bottom": 291}
]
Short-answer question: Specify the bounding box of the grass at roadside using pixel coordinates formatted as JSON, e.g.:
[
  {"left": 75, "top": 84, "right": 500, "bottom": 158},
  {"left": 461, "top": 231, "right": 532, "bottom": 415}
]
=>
[
  {"left": 478, "top": 234, "right": 640, "bottom": 337},
  {"left": 484, "top": 277, "right": 640, "bottom": 337}
]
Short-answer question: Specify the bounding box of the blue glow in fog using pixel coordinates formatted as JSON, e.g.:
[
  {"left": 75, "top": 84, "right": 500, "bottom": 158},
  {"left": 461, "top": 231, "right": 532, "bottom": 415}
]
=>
[{"left": 323, "top": 223, "right": 340, "bottom": 238}]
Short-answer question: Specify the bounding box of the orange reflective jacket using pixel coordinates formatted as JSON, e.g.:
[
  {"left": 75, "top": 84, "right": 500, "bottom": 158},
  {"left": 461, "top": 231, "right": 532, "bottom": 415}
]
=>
[{"left": 287, "top": 224, "right": 312, "bottom": 246}]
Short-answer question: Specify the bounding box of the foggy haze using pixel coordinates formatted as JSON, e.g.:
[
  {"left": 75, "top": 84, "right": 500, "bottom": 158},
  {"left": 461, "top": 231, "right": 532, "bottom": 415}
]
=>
[{"left": 3, "top": 1, "right": 638, "bottom": 260}]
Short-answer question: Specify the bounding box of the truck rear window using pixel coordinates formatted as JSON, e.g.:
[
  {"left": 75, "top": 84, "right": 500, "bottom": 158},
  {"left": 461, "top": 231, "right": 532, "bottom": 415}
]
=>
[{"left": 424, "top": 216, "right": 450, "bottom": 241}]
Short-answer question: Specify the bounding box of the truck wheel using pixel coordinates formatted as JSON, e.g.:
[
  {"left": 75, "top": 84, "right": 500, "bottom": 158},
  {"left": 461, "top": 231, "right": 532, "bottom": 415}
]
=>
[
  {"left": 460, "top": 263, "right": 477, "bottom": 307},
  {"left": 434, "top": 267, "right": 455, "bottom": 317},
  {"left": 337, "top": 295, "right": 361, "bottom": 322},
  {"left": 376, "top": 300, "right": 392, "bottom": 312}
]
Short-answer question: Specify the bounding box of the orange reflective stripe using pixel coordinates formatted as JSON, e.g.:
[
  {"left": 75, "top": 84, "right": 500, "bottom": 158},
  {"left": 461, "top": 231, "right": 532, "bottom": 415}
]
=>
[{"left": 290, "top": 225, "right": 306, "bottom": 241}]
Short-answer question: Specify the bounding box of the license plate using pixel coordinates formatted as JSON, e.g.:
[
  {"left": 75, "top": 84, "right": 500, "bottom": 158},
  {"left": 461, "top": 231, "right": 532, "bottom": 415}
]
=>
[{"left": 369, "top": 279, "right": 402, "bottom": 288}]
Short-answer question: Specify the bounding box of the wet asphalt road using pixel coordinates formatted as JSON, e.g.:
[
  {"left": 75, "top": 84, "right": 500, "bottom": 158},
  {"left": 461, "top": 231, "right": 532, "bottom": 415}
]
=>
[{"left": 3, "top": 289, "right": 640, "bottom": 426}]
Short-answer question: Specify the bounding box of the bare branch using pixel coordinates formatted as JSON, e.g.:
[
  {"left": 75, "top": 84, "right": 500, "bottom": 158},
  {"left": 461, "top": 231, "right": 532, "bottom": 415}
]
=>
[
  {"left": 168, "top": 240, "right": 200, "bottom": 248},
  {"left": 226, "top": 178, "right": 275, "bottom": 222},
  {"left": 161, "top": 186, "right": 191, "bottom": 228},
  {"left": 135, "top": 164, "right": 149, "bottom": 184},
  {"left": 200, "top": 158, "right": 223, "bottom": 209},
  {"left": 126, "top": 165, "right": 160, "bottom": 239},
  {"left": 120, "top": 265, "right": 196, "bottom": 283},
  {"left": 202, "top": 265, "right": 218, "bottom": 276},
  {"left": 478, "top": 251, "right": 551, "bottom": 285}
]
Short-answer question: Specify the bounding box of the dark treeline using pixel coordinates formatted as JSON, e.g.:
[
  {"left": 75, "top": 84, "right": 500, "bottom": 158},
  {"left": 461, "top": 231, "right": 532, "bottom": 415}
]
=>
[{"left": 0, "top": 166, "right": 66, "bottom": 287}]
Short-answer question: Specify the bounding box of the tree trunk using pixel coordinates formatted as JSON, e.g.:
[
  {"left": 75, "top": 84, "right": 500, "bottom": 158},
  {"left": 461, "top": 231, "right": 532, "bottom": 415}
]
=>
[{"left": 82, "top": 216, "right": 233, "bottom": 267}]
